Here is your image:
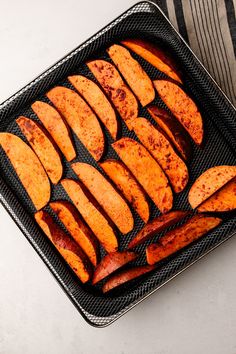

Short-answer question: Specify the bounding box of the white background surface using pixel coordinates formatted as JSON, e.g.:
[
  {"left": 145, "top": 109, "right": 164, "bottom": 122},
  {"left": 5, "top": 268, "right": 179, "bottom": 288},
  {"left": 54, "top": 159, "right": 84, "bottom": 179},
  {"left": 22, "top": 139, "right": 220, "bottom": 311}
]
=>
[{"left": 0, "top": 1, "right": 236, "bottom": 353}]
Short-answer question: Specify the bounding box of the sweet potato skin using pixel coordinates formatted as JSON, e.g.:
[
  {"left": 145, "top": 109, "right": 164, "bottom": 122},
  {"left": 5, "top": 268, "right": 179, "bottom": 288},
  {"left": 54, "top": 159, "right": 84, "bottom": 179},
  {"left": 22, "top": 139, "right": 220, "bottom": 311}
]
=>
[
  {"left": 35, "top": 210, "right": 92, "bottom": 283},
  {"left": 61, "top": 179, "right": 118, "bottom": 253},
  {"left": 50, "top": 201, "right": 99, "bottom": 266},
  {"left": 128, "top": 210, "right": 189, "bottom": 249},
  {"left": 0, "top": 132, "right": 50, "bottom": 210},
  {"left": 133, "top": 118, "right": 189, "bottom": 193},
  {"left": 147, "top": 105, "right": 191, "bottom": 161},
  {"left": 17, "top": 116, "right": 63, "bottom": 184},
  {"left": 198, "top": 178, "right": 236, "bottom": 212},
  {"left": 154, "top": 80, "right": 203, "bottom": 145},
  {"left": 31, "top": 101, "right": 76, "bottom": 161},
  {"left": 121, "top": 39, "right": 182, "bottom": 84},
  {"left": 146, "top": 214, "right": 222, "bottom": 265},
  {"left": 107, "top": 44, "right": 155, "bottom": 106},
  {"left": 112, "top": 138, "right": 173, "bottom": 213},
  {"left": 92, "top": 251, "right": 138, "bottom": 284},
  {"left": 188, "top": 165, "right": 236, "bottom": 209},
  {"left": 68, "top": 75, "right": 118, "bottom": 140},
  {"left": 102, "top": 265, "right": 155, "bottom": 293},
  {"left": 87, "top": 60, "right": 138, "bottom": 130},
  {"left": 72, "top": 162, "right": 134, "bottom": 234},
  {"left": 100, "top": 159, "right": 150, "bottom": 223},
  {"left": 47, "top": 86, "right": 104, "bottom": 161}
]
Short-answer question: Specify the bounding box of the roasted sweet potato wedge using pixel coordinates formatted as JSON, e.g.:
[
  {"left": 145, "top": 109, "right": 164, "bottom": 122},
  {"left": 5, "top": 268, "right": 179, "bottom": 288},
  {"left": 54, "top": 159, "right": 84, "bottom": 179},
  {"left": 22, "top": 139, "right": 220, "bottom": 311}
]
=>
[
  {"left": 100, "top": 159, "right": 150, "bottom": 223},
  {"left": 72, "top": 162, "right": 134, "bottom": 234},
  {"left": 121, "top": 39, "right": 182, "bottom": 84},
  {"left": 102, "top": 265, "right": 155, "bottom": 293},
  {"left": 128, "top": 210, "right": 189, "bottom": 249},
  {"left": 61, "top": 179, "right": 118, "bottom": 253},
  {"left": 50, "top": 201, "right": 99, "bottom": 266},
  {"left": 198, "top": 178, "right": 236, "bottom": 212},
  {"left": 188, "top": 165, "right": 236, "bottom": 209},
  {"left": 146, "top": 214, "right": 222, "bottom": 265},
  {"left": 147, "top": 105, "right": 191, "bottom": 161},
  {"left": 35, "top": 210, "right": 92, "bottom": 283},
  {"left": 0, "top": 133, "right": 50, "bottom": 210},
  {"left": 46, "top": 86, "right": 104, "bottom": 161},
  {"left": 31, "top": 101, "right": 76, "bottom": 161},
  {"left": 133, "top": 118, "right": 189, "bottom": 193},
  {"left": 87, "top": 60, "right": 138, "bottom": 130},
  {"left": 107, "top": 44, "right": 155, "bottom": 106},
  {"left": 112, "top": 138, "right": 173, "bottom": 213},
  {"left": 92, "top": 251, "right": 138, "bottom": 284},
  {"left": 154, "top": 80, "right": 203, "bottom": 145},
  {"left": 68, "top": 75, "right": 118, "bottom": 140},
  {"left": 17, "top": 116, "right": 63, "bottom": 184}
]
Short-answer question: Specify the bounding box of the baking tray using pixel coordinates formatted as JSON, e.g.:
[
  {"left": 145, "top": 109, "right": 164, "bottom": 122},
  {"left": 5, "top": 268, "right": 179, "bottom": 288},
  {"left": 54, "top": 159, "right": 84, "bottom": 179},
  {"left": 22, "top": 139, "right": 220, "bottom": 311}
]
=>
[{"left": 0, "top": 1, "right": 236, "bottom": 327}]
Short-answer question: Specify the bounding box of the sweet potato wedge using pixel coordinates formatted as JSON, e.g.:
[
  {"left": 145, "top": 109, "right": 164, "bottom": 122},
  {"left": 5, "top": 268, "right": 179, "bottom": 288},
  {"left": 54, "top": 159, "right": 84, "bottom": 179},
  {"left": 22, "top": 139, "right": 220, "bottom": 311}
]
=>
[
  {"left": 87, "top": 60, "right": 138, "bottom": 130},
  {"left": 17, "top": 116, "right": 63, "bottom": 184},
  {"left": 102, "top": 265, "right": 155, "bottom": 293},
  {"left": 188, "top": 165, "right": 236, "bottom": 209},
  {"left": 61, "top": 179, "right": 118, "bottom": 253},
  {"left": 92, "top": 251, "right": 138, "bottom": 284},
  {"left": 198, "top": 178, "right": 236, "bottom": 212},
  {"left": 154, "top": 80, "right": 203, "bottom": 145},
  {"left": 31, "top": 101, "right": 76, "bottom": 161},
  {"left": 128, "top": 210, "right": 189, "bottom": 249},
  {"left": 133, "top": 118, "right": 189, "bottom": 193},
  {"left": 147, "top": 105, "right": 191, "bottom": 161},
  {"left": 0, "top": 133, "right": 50, "bottom": 210},
  {"left": 46, "top": 86, "right": 104, "bottom": 161},
  {"left": 68, "top": 75, "right": 118, "bottom": 140},
  {"left": 146, "top": 214, "right": 222, "bottom": 265},
  {"left": 100, "top": 159, "right": 150, "bottom": 223},
  {"left": 72, "top": 162, "right": 134, "bottom": 234},
  {"left": 121, "top": 39, "right": 182, "bottom": 84},
  {"left": 50, "top": 201, "right": 99, "bottom": 266},
  {"left": 112, "top": 138, "right": 173, "bottom": 213},
  {"left": 107, "top": 44, "right": 155, "bottom": 106},
  {"left": 35, "top": 210, "right": 92, "bottom": 283}
]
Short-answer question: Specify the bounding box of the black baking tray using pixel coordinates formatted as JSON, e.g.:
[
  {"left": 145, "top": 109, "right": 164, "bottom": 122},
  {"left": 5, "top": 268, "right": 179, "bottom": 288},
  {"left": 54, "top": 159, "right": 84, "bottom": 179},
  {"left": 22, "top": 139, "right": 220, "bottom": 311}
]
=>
[{"left": 0, "top": 1, "right": 236, "bottom": 327}]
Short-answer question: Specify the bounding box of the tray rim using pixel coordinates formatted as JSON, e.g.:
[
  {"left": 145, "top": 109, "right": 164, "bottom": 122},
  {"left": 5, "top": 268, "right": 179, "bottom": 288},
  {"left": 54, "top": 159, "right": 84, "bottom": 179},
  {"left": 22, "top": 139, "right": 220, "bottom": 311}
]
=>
[{"left": 0, "top": 0, "right": 236, "bottom": 327}]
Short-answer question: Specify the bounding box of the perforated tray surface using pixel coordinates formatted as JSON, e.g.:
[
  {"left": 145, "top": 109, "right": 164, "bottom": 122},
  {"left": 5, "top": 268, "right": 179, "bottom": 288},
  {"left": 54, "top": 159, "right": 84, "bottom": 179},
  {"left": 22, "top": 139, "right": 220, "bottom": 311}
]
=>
[{"left": 0, "top": 1, "right": 236, "bottom": 327}]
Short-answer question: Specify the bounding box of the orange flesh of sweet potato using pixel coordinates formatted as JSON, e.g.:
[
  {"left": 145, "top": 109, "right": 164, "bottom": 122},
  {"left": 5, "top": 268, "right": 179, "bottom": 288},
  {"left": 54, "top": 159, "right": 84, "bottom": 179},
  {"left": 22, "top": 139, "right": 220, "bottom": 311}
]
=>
[
  {"left": 112, "top": 138, "right": 173, "bottom": 213},
  {"left": 68, "top": 75, "right": 118, "bottom": 140},
  {"left": 0, "top": 132, "right": 50, "bottom": 210},
  {"left": 31, "top": 101, "right": 76, "bottom": 161},
  {"left": 92, "top": 251, "right": 138, "bottom": 284},
  {"left": 46, "top": 86, "right": 104, "bottom": 161},
  {"left": 50, "top": 201, "right": 99, "bottom": 266},
  {"left": 154, "top": 80, "right": 203, "bottom": 145},
  {"left": 121, "top": 39, "right": 182, "bottom": 84},
  {"left": 128, "top": 210, "right": 189, "bottom": 249},
  {"left": 61, "top": 179, "right": 118, "bottom": 253},
  {"left": 147, "top": 105, "right": 191, "bottom": 161},
  {"left": 133, "top": 118, "right": 189, "bottom": 193},
  {"left": 198, "top": 178, "right": 236, "bottom": 212},
  {"left": 87, "top": 60, "right": 138, "bottom": 130},
  {"left": 35, "top": 210, "right": 92, "bottom": 283},
  {"left": 146, "top": 214, "right": 222, "bottom": 265},
  {"left": 102, "top": 265, "right": 155, "bottom": 293},
  {"left": 188, "top": 165, "right": 236, "bottom": 209},
  {"left": 72, "top": 162, "right": 134, "bottom": 234},
  {"left": 17, "top": 116, "right": 63, "bottom": 184},
  {"left": 100, "top": 159, "right": 150, "bottom": 223},
  {"left": 107, "top": 44, "right": 155, "bottom": 106}
]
